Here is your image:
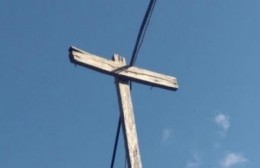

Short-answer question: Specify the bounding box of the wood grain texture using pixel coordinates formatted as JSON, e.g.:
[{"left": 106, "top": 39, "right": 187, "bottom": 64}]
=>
[
  {"left": 114, "top": 55, "right": 142, "bottom": 168},
  {"left": 69, "top": 46, "right": 178, "bottom": 91}
]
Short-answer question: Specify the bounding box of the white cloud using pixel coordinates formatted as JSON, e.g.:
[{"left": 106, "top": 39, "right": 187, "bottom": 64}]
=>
[
  {"left": 162, "top": 128, "right": 172, "bottom": 143},
  {"left": 215, "top": 113, "right": 230, "bottom": 134},
  {"left": 186, "top": 153, "right": 201, "bottom": 168},
  {"left": 220, "top": 152, "right": 248, "bottom": 168}
]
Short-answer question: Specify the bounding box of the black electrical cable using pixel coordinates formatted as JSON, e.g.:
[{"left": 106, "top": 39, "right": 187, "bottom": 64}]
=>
[
  {"left": 130, "top": 0, "right": 157, "bottom": 66},
  {"left": 110, "top": 116, "right": 122, "bottom": 168}
]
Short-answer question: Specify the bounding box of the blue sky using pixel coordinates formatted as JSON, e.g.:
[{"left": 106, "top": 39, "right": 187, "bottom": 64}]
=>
[{"left": 1, "top": 0, "right": 260, "bottom": 168}]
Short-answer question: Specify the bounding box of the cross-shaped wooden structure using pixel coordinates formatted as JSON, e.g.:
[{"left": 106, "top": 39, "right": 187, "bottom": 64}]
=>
[{"left": 69, "top": 46, "right": 178, "bottom": 168}]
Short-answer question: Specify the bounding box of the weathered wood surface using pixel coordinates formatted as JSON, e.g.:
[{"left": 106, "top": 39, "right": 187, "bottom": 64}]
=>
[
  {"left": 69, "top": 46, "right": 178, "bottom": 91},
  {"left": 114, "top": 55, "right": 142, "bottom": 168}
]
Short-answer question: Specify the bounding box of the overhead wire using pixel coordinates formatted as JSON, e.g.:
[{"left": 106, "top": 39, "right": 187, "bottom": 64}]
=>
[
  {"left": 110, "top": 116, "right": 122, "bottom": 168},
  {"left": 130, "top": 0, "right": 157, "bottom": 66}
]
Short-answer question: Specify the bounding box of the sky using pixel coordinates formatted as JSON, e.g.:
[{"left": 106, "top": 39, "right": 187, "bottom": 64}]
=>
[{"left": 1, "top": 0, "right": 260, "bottom": 168}]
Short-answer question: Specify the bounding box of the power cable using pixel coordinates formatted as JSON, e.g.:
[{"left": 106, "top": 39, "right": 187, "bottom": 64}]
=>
[
  {"left": 130, "top": 0, "right": 157, "bottom": 66},
  {"left": 110, "top": 116, "right": 122, "bottom": 168}
]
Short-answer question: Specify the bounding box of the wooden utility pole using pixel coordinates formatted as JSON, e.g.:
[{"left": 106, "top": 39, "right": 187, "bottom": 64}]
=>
[{"left": 69, "top": 46, "right": 178, "bottom": 168}]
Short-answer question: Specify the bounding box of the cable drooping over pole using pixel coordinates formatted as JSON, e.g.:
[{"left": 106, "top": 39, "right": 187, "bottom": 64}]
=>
[
  {"left": 110, "top": 1, "right": 157, "bottom": 167},
  {"left": 130, "top": 0, "right": 157, "bottom": 66}
]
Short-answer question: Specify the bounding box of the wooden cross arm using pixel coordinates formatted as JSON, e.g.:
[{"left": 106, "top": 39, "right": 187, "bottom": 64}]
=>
[{"left": 69, "top": 46, "right": 178, "bottom": 91}]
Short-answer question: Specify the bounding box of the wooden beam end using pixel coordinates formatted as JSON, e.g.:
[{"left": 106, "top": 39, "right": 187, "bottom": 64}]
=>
[{"left": 68, "top": 46, "right": 86, "bottom": 64}]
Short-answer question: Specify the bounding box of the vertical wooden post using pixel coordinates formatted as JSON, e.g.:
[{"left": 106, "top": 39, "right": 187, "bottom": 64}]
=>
[{"left": 113, "top": 55, "right": 142, "bottom": 168}]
